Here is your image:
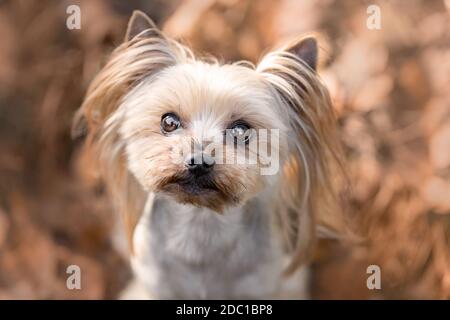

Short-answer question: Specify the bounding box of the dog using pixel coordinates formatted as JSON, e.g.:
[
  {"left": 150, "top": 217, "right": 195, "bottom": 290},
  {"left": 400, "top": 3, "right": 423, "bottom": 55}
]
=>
[{"left": 73, "top": 10, "right": 343, "bottom": 299}]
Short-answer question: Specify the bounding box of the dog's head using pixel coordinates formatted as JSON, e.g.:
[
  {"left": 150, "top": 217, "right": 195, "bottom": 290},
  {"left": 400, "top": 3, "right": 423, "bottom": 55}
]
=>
[
  {"left": 74, "top": 11, "right": 342, "bottom": 271},
  {"left": 117, "top": 48, "right": 292, "bottom": 211}
]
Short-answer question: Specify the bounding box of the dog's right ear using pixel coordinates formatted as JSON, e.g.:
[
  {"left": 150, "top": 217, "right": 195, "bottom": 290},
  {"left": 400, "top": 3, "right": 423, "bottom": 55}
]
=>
[
  {"left": 125, "top": 10, "right": 161, "bottom": 42},
  {"left": 284, "top": 37, "right": 318, "bottom": 71}
]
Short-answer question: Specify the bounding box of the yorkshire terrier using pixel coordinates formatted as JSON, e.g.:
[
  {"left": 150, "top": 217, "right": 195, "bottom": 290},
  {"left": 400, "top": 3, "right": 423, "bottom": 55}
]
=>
[{"left": 73, "top": 11, "right": 342, "bottom": 299}]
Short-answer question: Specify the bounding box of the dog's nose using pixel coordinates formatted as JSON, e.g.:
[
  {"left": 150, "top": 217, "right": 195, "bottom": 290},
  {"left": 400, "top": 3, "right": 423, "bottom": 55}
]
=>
[{"left": 186, "top": 154, "right": 215, "bottom": 175}]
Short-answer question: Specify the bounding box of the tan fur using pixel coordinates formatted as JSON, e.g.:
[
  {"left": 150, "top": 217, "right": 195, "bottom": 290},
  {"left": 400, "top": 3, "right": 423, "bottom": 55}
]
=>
[{"left": 257, "top": 44, "right": 344, "bottom": 273}]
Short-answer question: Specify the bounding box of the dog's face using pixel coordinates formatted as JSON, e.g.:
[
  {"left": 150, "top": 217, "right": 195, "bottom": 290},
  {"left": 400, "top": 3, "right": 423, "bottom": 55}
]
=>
[
  {"left": 80, "top": 11, "right": 323, "bottom": 214},
  {"left": 119, "top": 62, "right": 288, "bottom": 211}
]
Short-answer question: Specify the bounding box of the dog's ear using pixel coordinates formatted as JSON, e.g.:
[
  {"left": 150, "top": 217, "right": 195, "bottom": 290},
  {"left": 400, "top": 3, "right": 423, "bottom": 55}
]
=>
[
  {"left": 257, "top": 36, "right": 343, "bottom": 275},
  {"left": 284, "top": 37, "right": 317, "bottom": 71},
  {"left": 125, "top": 10, "right": 160, "bottom": 42}
]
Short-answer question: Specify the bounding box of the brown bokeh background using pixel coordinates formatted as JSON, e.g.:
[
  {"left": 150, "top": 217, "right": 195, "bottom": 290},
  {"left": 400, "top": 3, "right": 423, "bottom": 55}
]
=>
[{"left": 0, "top": 0, "right": 449, "bottom": 299}]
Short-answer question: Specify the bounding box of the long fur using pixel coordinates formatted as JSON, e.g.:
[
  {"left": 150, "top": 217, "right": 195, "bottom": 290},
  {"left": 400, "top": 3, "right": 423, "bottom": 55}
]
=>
[
  {"left": 73, "top": 31, "right": 195, "bottom": 252},
  {"left": 257, "top": 47, "right": 343, "bottom": 273}
]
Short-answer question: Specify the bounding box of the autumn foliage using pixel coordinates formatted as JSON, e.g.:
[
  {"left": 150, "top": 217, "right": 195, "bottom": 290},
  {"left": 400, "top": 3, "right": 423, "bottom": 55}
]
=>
[{"left": 0, "top": 0, "right": 449, "bottom": 299}]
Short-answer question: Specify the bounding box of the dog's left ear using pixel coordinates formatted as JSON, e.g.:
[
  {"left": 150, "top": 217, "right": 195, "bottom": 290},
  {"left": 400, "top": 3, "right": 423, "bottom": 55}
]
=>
[
  {"left": 284, "top": 37, "right": 318, "bottom": 71},
  {"left": 125, "top": 10, "right": 160, "bottom": 42},
  {"left": 257, "top": 36, "right": 343, "bottom": 275}
]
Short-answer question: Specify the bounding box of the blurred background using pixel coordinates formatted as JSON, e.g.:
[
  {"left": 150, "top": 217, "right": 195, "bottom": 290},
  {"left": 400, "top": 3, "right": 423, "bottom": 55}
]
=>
[{"left": 0, "top": 0, "right": 449, "bottom": 299}]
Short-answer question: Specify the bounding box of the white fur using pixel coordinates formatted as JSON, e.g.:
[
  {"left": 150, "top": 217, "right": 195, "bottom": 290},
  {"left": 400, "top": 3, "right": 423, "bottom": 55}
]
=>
[{"left": 125, "top": 191, "right": 309, "bottom": 299}]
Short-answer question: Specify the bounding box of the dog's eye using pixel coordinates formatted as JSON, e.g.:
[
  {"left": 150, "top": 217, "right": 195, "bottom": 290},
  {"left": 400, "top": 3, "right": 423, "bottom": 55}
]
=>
[
  {"left": 161, "top": 113, "right": 181, "bottom": 133},
  {"left": 228, "top": 121, "right": 251, "bottom": 144}
]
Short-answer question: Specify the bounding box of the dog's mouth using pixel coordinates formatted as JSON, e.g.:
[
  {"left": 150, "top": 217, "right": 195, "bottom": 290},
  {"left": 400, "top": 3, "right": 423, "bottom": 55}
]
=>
[
  {"left": 158, "top": 172, "right": 239, "bottom": 211},
  {"left": 161, "top": 172, "right": 221, "bottom": 196},
  {"left": 174, "top": 175, "right": 220, "bottom": 195}
]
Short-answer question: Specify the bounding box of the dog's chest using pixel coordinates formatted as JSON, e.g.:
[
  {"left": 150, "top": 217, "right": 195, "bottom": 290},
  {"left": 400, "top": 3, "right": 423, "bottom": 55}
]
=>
[{"left": 131, "top": 196, "right": 283, "bottom": 299}]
